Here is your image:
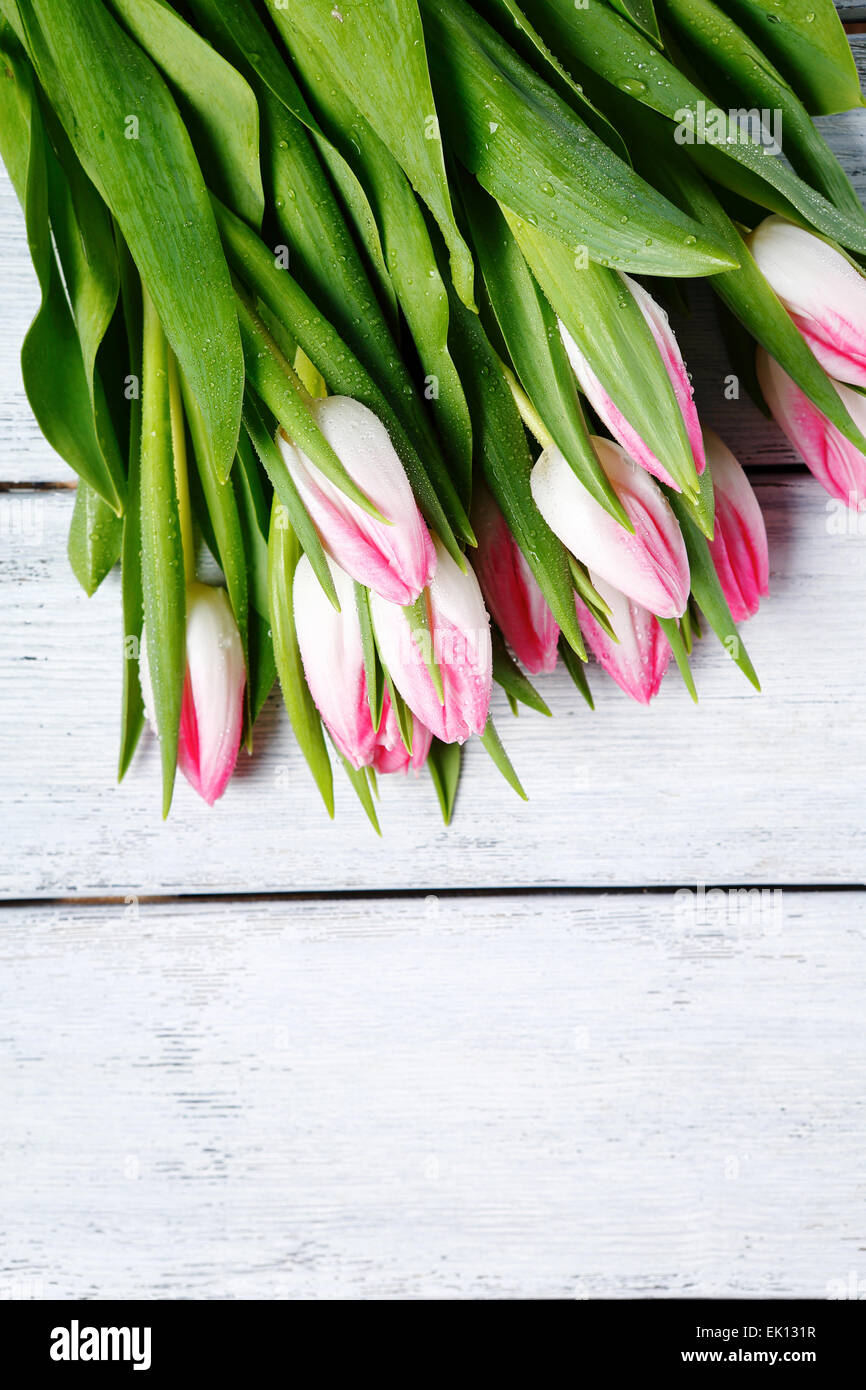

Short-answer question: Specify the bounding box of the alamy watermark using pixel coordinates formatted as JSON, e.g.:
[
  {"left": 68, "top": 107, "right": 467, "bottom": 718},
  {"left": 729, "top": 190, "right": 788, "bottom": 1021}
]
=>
[
  {"left": 0, "top": 494, "right": 44, "bottom": 546},
  {"left": 673, "top": 883, "right": 784, "bottom": 939},
  {"left": 674, "top": 102, "right": 783, "bottom": 158}
]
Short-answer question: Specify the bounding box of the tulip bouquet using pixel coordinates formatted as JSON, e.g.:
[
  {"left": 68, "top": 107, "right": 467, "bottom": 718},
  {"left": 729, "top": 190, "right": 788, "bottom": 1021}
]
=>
[{"left": 0, "top": 0, "right": 864, "bottom": 827}]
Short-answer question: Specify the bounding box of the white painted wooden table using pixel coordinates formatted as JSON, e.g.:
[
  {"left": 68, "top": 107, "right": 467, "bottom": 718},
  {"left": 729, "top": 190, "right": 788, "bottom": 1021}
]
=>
[{"left": 1, "top": 28, "right": 865, "bottom": 1302}]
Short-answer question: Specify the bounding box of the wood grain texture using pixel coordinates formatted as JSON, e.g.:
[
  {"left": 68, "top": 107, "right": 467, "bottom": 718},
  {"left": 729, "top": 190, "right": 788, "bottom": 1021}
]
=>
[
  {"left": 1, "top": 480, "right": 863, "bottom": 898},
  {"left": 0, "top": 43, "right": 864, "bottom": 484},
  {"left": 0, "top": 890, "right": 862, "bottom": 1300}
]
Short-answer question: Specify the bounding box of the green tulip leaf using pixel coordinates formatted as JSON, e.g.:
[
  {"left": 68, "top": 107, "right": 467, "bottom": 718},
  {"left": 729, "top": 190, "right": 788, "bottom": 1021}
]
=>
[
  {"left": 218, "top": 199, "right": 473, "bottom": 560},
  {"left": 714, "top": 0, "right": 863, "bottom": 116},
  {"left": 418, "top": 0, "right": 736, "bottom": 276},
  {"left": 518, "top": 0, "right": 866, "bottom": 255},
  {"left": 138, "top": 290, "right": 187, "bottom": 817},
  {"left": 558, "top": 634, "right": 594, "bottom": 710},
  {"left": 428, "top": 739, "right": 463, "bottom": 824},
  {"left": 479, "top": 717, "right": 528, "bottom": 800},
  {"left": 461, "top": 177, "right": 629, "bottom": 525},
  {"left": 267, "top": 498, "right": 335, "bottom": 817},
  {"left": 68, "top": 481, "right": 122, "bottom": 597},
  {"left": 14, "top": 0, "right": 244, "bottom": 481},
  {"left": 657, "top": 0, "right": 864, "bottom": 223},
  {"left": 108, "top": 0, "right": 264, "bottom": 226},
  {"left": 492, "top": 630, "right": 552, "bottom": 716},
  {"left": 506, "top": 212, "right": 702, "bottom": 497},
  {"left": 0, "top": 29, "right": 125, "bottom": 511},
  {"left": 267, "top": 0, "right": 476, "bottom": 308}
]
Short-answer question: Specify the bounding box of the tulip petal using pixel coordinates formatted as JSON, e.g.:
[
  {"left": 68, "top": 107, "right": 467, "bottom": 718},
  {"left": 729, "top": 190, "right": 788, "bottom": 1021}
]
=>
[
  {"left": 530, "top": 438, "right": 690, "bottom": 618},
  {"left": 757, "top": 348, "right": 866, "bottom": 510},
  {"left": 748, "top": 216, "right": 866, "bottom": 389},
  {"left": 576, "top": 571, "right": 671, "bottom": 704},
  {"left": 372, "top": 698, "right": 434, "bottom": 775},
  {"left": 704, "top": 430, "right": 769, "bottom": 623},
  {"left": 623, "top": 274, "right": 706, "bottom": 476},
  {"left": 370, "top": 538, "right": 492, "bottom": 745},
  {"left": 559, "top": 320, "right": 678, "bottom": 489},
  {"left": 178, "top": 584, "right": 245, "bottom": 805},
  {"left": 279, "top": 396, "right": 437, "bottom": 604},
  {"left": 471, "top": 487, "right": 559, "bottom": 675},
  {"left": 293, "top": 554, "right": 377, "bottom": 769}
]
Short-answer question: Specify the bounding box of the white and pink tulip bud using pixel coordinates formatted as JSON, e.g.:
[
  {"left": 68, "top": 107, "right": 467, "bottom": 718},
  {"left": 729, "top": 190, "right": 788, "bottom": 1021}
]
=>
[
  {"left": 372, "top": 696, "right": 434, "bottom": 775},
  {"left": 369, "top": 537, "right": 492, "bottom": 745},
  {"left": 576, "top": 572, "right": 671, "bottom": 705},
  {"left": 559, "top": 274, "right": 705, "bottom": 489},
  {"left": 748, "top": 216, "right": 866, "bottom": 389},
  {"left": 278, "top": 395, "right": 436, "bottom": 605},
  {"left": 530, "top": 436, "right": 690, "bottom": 619},
  {"left": 140, "top": 582, "right": 246, "bottom": 806},
  {"left": 293, "top": 552, "right": 378, "bottom": 770},
  {"left": 757, "top": 348, "right": 866, "bottom": 511},
  {"left": 471, "top": 486, "right": 559, "bottom": 675},
  {"left": 704, "top": 430, "right": 769, "bottom": 623}
]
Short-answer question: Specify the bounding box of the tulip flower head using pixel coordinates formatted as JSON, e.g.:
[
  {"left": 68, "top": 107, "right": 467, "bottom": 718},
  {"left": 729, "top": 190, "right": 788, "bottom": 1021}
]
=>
[
  {"left": 531, "top": 436, "right": 690, "bottom": 619},
  {"left": 471, "top": 486, "right": 559, "bottom": 675},
  {"left": 576, "top": 572, "right": 671, "bottom": 705},
  {"left": 278, "top": 395, "right": 436, "bottom": 605},
  {"left": 140, "top": 582, "right": 246, "bottom": 806},
  {"left": 293, "top": 553, "right": 378, "bottom": 770},
  {"left": 369, "top": 538, "right": 492, "bottom": 745},
  {"left": 748, "top": 216, "right": 866, "bottom": 389},
  {"left": 704, "top": 430, "right": 769, "bottom": 623},
  {"left": 559, "top": 274, "right": 705, "bottom": 489},
  {"left": 372, "top": 697, "right": 433, "bottom": 775},
  {"left": 757, "top": 348, "right": 866, "bottom": 511}
]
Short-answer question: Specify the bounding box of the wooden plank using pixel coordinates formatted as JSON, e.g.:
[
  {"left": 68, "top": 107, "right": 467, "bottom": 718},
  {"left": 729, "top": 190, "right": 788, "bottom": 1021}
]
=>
[
  {"left": 0, "top": 889, "right": 861, "bottom": 1299},
  {"left": 0, "top": 43, "right": 864, "bottom": 484},
  {"left": 1, "top": 479, "right": 863, "bottom": 897}
]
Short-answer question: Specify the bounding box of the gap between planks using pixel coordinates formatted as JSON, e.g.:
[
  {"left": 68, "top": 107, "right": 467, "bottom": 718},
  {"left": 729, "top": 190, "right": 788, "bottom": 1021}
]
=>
[{"left": 2, "top": 882, "right": 865, "bottom": 912}]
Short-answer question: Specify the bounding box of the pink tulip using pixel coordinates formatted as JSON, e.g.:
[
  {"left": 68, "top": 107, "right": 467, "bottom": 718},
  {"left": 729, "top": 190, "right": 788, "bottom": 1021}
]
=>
[
  {"left": 748, "top": 216, "right": 866, "bottom": 389},
  {"left": 372, "top": 698, "right": 433, "bottom": 775},
  {"left": 756, "top": 348, "right": 866, "bottom": 510},
  {"left": 530, "top": 436, "right": 690, "bottom": 619},
  {"left": 140, "top": 582, "right": 246, "bottom": 806},
  {"left": 471, "top": 486, "right": 559, "bottom": 675},
  {"left": 278, "top": 395, "right": 436, "bottom": 605},
  {"left": 369, "top": 537, "right": 492, "bottom": 745},
  {"left": 293, "top": 552, "right": 378, "bottom": 769},
  {"left": 576, "top": 572, "right": 671, "bottom": 704},
  {"left": 704, "top": 430, "right": 769, "bottom": 623},
  {"left": 559, "top": 274, "right": 705, "bottom": 489}
]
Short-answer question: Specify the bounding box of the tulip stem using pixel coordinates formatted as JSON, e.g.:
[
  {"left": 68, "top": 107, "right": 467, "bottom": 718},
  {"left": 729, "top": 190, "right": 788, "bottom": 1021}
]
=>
[
  {"left": 232, "top": 276, "right": 314, "bottom": 407},
  {"left": 496, "top": 355, "right": 553, "bottom": 451},
  {"left": 167, "top": 349, "right": 196, "bottom": 587}
]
